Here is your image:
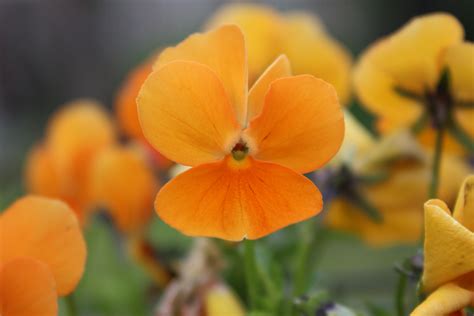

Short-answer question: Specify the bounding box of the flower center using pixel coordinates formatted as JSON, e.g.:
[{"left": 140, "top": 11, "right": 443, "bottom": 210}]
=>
[{"left": 231, "top": 141, "right": 249, "bottom": 161}]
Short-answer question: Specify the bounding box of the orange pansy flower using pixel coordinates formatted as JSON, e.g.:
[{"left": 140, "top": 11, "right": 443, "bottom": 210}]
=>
[
  {"left": 412, "top": 175, "right": 474, "bottom": 315},
  {"left": 0, "top": 196, "right": 87, "bottom": 315},
  {"left": 354, "top": 13, "right": 474, "bottom": 154},
  {"left": 24, "top": 99, "right": 116, "bottom": 223},
  {"left": 138, "top": 25, "right": 344, "bottom": 240}
]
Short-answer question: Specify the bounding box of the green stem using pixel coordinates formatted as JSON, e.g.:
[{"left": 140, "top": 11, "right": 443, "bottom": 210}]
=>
[
  {"left": 395, "top": 273, "right": 407, "bottom": 316},
  {"left": 429, "top": 127, "right": 444, "bottom": 199},
  {"left": 244, "top": 239, "right": 259, "bottom": 310},
  {"left": 65, "top": 294, "right": 78, "bottom": 316}
]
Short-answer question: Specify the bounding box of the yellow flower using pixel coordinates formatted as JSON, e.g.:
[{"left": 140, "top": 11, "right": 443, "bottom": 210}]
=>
[
  {"left": 412, "top": 175, "right": 474, "bottom": 315},
  {"left": 354, "top": 13, "right": 474, "bottom": 154},
  {"left": 205, "top": 3, "right": 352, "bottom": 104},
  {"left": 326, "top": 117, "right": 470, "bottom": 246}
]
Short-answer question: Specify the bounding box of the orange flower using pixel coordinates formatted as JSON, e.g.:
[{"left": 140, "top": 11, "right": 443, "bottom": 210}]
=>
[
  {"left": 24, "top": 99, "right": 116, "bottom": 223},
  {"left": 0, "top": 196, "right": 87, "bottom": 315},
  {"left": 138, "top": 25, "right": 344, "bottom": 240},
  {"left": 205, "top": 4, "right": 352, "bottom": 104},
  {"left": 354, "top": 13, "right": 474, "bottom": 154},
  {"left": 115, "top": 56, "right": 174, "bottom": 170},
  {"left": 88, "top": 145, "right": 158, "bottom": 234}
]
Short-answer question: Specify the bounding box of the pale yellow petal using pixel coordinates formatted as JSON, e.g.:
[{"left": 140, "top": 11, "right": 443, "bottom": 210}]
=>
[
  {"left": 453, "top": 175, "right": 474, "bottom": 232},
  {"left": 444, "top": 42, "right": 474, "bottom": 102},
  {"left": 411, "top": 283, "right": 473, "bottom": 316}
]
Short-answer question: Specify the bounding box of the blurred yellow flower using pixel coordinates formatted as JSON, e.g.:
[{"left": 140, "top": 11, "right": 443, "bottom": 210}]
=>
[
  {"left": 205, "top": 3, "right": 352, "bottom": 104},
  {"left": 354, "top": 13, "right": 474, "bottom": 154},
  {"left": 24, "top": 99, "right": 116, "bottom": 223},
  {"left": 412, "top": 175, "right": 474, "bottom": 315},
  {"left": 326, "top": 117, "right": 470, "bottom": 246}
]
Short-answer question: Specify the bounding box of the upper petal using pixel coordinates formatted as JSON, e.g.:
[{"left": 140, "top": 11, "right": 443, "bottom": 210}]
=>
[
  {"left": 137, "top": 61, "right": 241, "bottom": 166},
  {"left": 0, "top": 196, "right": 87, "bottom": 296},
  {"left": 365, "top": 13, "right": 464, "bottom": 94},
  {"left": 154, "top": 25, "right": 248, "bottom": 124},
  {"left": 244, "top": 75, "right": 344, "bottom": 174},
  {"left": 204, "top": 4, "right": 282, "bottom": 85},
  {"left": 247, "top": 55, "right": 291, "bottom": 123},
  {"left": 453, "top": 175, "right": 474, "bottom": 232},
  {"left": 155, "top": 157, "right": 322, "bottom": 240},
  {"left": 88, "top": 146, "right": 158, "bottom": 233},
  {"left": 422, "top": 199, "right": 474, "bottom": 293},
  {"left": 281, "top": 11, "right": 353, "bottom": 105},
  {"left": 0, "top": 258, "right": 58, "bottom": 316},
  {"left": 411, "top": 283, "right": 473, "bottom": 316}
]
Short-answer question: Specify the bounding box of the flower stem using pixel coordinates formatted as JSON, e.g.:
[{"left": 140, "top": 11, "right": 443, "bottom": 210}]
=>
[
  {"left": 65, "top": 294, "right": 78, "bottom": 316},
  {"left": 395, "top": 273, "right": 407, "bottom": 316},
  {"left": 429, "top": 127, "right": 444, "bottom": 198},
  {"left": 244, "top": 239, "right": 259, "bottom": 309}
]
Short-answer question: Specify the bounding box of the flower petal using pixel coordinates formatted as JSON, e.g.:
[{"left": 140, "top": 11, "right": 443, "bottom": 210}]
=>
[
  {"left": 247, "top": 54, "right": 291, "bottom": 123},
  {"left": 0, "top": 258, "right": 58, "bottom": 316},
  {"left": 138, "top": 61, "right": 241, "bottom": 166},
  {"left": 244, "top": 75, "right": 344, "bottom": 174},
  {"left": 204, "top": 4, "right": 281, "bottom": 85},
  {"left": 354, "top": 55, "right": 423, "bottom": 127},
  {"left": 155, "top": 25, "right": 248, "bottom": 124},
  {"left": 155, "top": 157, "right": 322, "bottom": 240},
  {"left": 115, "top": 57, "right": 154, "bottom": 141},
  {"left": 365, "top": 13, "right": 464, "bottom": 94},
  {"left": 281, "top": 11, "right": 353, "bottom": 104},
  {"left": 422, "top": 199, "right": 474, "bottom": 293},
  {"left": 411, "top": 283, "right": 473, "bottom": 316},
  {"left": 444, "top": 42, "right": 474, "bottom": 102},
  {"left": 1, "top": 196, "right": 87, "bottom": 296},
  {"left": 89, "top": 146, "right": 158, "bottom": 233},
  {"left": 453, "top": 175, "right": 474, "bottom": 232}
]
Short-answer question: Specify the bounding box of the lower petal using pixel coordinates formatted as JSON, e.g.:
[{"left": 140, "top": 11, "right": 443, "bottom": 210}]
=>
[
  {"left": 411, "top": 283, "right": 473, "bottom": 316},
  {"left": 0, "top": 258, "right": 58, "bottom": 316},
  {"left": 155, "top": 157, "right": 322, "bottom": 240}
]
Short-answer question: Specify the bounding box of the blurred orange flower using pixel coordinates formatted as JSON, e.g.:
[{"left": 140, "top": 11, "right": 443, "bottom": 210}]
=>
[
  {"left": 89, "top": 145, "right": 158, "bottom": 234},
  {"left": 412, "top": 175, "right": 474, "bottom": 315},
  {"left": 0, "top": 196, "right": 87, "bottom": 315},
  {"left": 205, "top": 3, "right": 352, "bottom": 104},
  {"left": 326, "top": 117, "right": 469, "bottom": 246},
  {"left": 115, "top": 56, "right": 174, "bottom": 170},
  {"left": 24, "top": 99, "right": 116, "bottom": 223},
  {"left": 138, "top": 25, "right": 344, "bottom": 240},
  {"left": 354, "top": 13, "right": 474, "bottom": 154}
]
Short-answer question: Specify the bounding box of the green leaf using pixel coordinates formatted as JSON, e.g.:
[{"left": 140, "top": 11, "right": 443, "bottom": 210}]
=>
[{"left": 448, "top": 122, "right": 474, "bottom": 153}]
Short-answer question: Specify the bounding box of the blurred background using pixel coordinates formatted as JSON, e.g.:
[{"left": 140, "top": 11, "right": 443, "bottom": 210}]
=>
[{"left": 1, "top": 1, "right": 473, "bottom": 315}]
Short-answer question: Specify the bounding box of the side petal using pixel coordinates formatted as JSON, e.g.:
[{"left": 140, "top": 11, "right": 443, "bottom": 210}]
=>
[
  {"left": 453, "top": 175, "right": 474, "bottom": 232},
  {"left": 444, "top": 42, "right": 474, "bottom": 102},
  {"left": 411, "top": 283, "right": 473, "bottom": 316},
  {"left": 247, "top": 55, "right": 291, "bottom": 122},
  {"left": 1, "top": 196, "right": 87, "bottom": 296},
  {"left": 244, "top": 75, "right": 344, "bottom": 174},
  {"left": 155, "top": 157, "right": 322, "bottom": 240},
  {"left": 24, "top": 144, "right": 61, "bottom": 199},
  {"left": 154, "top": 25, "right": 248, "bottom": 124},
  {"left": 89, "top": 146, "right": 158, "bottom": 233},
  {"left": 422, "top": 199, "right": 474, "bottom": 293},
  {"left": 0, "top": 258, "right": 58, "bottom": 316},
  {"left": 353, "top": 55, "right": 423, "bottom": 127},
  {"left": 137, "top": 61, "right": 241, "bottom": 166}
]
